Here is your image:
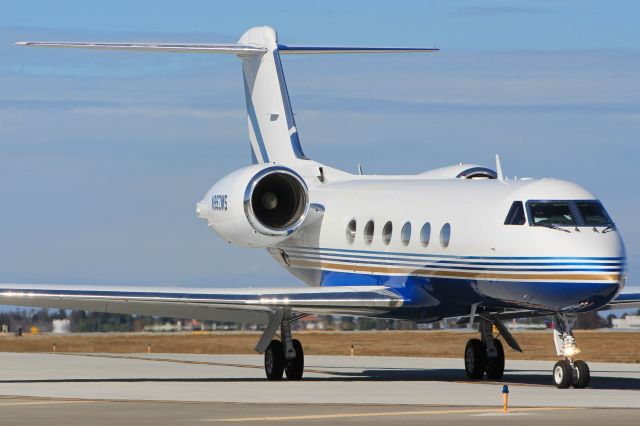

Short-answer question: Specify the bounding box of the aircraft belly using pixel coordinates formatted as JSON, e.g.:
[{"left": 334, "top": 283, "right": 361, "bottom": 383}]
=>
[{"left": 292, "top": 268, "right": 621, "bottom": 319}]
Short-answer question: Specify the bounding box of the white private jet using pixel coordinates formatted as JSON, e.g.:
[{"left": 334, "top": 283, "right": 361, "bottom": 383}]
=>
[{"left": 5, "top": 26, "right": 639, "bottom": 388}]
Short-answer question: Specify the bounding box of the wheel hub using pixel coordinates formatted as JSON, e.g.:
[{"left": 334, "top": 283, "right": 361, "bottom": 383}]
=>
[{"left": 554, "top": 365, "right": 564, "bottom": 383}]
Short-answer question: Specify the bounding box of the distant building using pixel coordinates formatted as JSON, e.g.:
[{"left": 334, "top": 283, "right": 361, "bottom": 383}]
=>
[
  {"left": 298, "top": 315, "right": 325, "bottom": 330},
  {"left": 611, "top": 315, "right": 640, "bottom": 329},
  {"left": 52, "top": 319, "right": 71, "bottom": 333}
]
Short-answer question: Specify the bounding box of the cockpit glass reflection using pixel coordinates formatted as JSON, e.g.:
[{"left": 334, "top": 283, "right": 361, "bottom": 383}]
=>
[
  {"left": 529, "top": 202, "right": 576, "bottom": 226},
  {"left": 526, "top": 200, "right": 615, "bottom": 228},
  {"left": 576, "top": 201, "right": 613, "bottom": 226}
]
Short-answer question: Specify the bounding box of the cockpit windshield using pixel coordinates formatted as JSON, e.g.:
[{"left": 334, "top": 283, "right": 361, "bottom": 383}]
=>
[
  {"left": 529, "top": 202, "right": 576, "bottom": 226},
  {"left": 575, "top": 201, "right": 613, "bottom": 226},
  {"left": 525, "top": 200, "right": 614, "bottom": 227}
]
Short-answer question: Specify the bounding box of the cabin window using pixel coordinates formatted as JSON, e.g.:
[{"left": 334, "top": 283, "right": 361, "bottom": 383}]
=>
[
  {"left": 528, "top": 202, "right": 576, "bottom": 226},
  {"left": 346, "top": 219, "right": 356, "bottom": 243},
  {"left": 440, "top": 223, "right": 451, "bottom": 248},
  {"left": 364, "top": 220, "right": 374, "bottom": 245},
  {"left": 401, "top": 222, "right": 411, "bottom": 246},
  {"left": 575, "top": 201, "right": 613, "bottom": 226},
  {"left": 504, "top": 201, "right": 526, "bottom": 225},
  {"left": 382, "top": 221, "right": 393, "bottom": 245},
  {"left": 420, "top": 222, "right": 431, "bottom": 247}
]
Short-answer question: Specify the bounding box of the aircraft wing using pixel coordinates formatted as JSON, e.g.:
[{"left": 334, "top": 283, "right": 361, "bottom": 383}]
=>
[
  {"left": 0, "top": 283, "right": 404, "bottom": 325},
  {"left": 604, "top": 288, "right": 640, "bottom": 310}
]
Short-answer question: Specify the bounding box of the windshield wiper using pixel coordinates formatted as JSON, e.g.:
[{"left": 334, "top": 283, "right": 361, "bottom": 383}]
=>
[
  {"left": 537, "top": 223, "right": 571, "bottom": 233},
  {"left": 602, "top": 224, "right": 616, "bottom": 233}
]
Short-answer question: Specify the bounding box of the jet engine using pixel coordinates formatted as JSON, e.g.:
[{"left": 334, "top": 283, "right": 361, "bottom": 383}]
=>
[{"left": 197, "top": 164, "right": 310, "bottom": 247}]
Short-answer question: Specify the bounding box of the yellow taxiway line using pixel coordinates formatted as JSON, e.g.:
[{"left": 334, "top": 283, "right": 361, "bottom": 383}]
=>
[{"left": 209, "top": 406, "right": 575, "bottom": 422}]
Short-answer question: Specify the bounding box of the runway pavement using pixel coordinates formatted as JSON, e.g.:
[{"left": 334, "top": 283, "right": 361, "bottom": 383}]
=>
[{"left": 0, "top": 353, "right": 638, "bottom": 424}]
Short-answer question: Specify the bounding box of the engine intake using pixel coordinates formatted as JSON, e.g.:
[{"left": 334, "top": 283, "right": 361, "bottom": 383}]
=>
[{"left": 245, "top": 167, "right": 309, "bottom": 236}]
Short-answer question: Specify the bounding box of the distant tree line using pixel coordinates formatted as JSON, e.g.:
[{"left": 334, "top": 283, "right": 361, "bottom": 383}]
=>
[
  {"left": 1, "top": 308, "right": 637, "bottom": 333},
  {"left": 0, "top": 309, "right": 155, "bottom": 333}
]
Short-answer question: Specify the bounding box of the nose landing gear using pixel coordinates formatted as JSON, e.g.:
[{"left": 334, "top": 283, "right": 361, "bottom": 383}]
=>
[{"left": 552, "top": 314, "right": 590, "bottom": 389}]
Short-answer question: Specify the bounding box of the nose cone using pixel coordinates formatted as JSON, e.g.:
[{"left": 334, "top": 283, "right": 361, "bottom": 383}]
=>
[
  {"left": 196, "top": 199, "right": 209, "bottom": 220},
  {"left": 616, "top": 236, "right": 628, "bottom": 294},
  {"left": 593, "top": 229, "right": 627, "bottom": 294},
  {"left": 563, "top": 230, "right": 627, "bottom": 309}
]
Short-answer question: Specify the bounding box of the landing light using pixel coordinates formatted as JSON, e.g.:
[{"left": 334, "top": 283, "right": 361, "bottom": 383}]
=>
[{"left": 563, "top": 346, "right": 580, "bottom": 357}]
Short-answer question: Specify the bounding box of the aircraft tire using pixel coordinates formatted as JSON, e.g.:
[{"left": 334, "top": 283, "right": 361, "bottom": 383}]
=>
[
  {"left": 264, "top": 339, "right": 285, "bottom": 380},
  {"left": 573, "top": 360, "right": 590, "bottom": 388},
  {"left": 485, "top": 339, "right": 505, "bottom": 380},
  {"left": 553, "top": 360, "right": 573, "bottom": 389},
  {"left": 464, "top": 338, "right": 487, "bottom": 380},
  {"left": 285, "top": 339, "right": 304, "bottom": 380}
]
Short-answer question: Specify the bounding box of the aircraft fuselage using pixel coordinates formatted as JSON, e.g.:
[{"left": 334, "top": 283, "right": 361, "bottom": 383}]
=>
[{"left": 266, "top": 174, "right": 626, "bottom": 321}]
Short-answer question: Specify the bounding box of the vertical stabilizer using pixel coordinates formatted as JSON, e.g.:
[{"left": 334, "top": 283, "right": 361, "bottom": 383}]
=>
[{"left": 238, "top": 27, "right": 307, "bottom": 165}]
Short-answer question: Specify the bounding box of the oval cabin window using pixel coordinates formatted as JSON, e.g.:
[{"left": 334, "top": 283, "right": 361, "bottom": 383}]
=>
[
  {"left": 401, "top": 222, "right": 411, "bottom": 246},
  {"left": 420, "top": 222, "right": 431, "bottom": 247},
  {"left": 382, "top": 221, "right": 393, "bottom": 245},
  {"left": 346, "top": 219, "right": 356, "bottom": 244},
  {"left": 364, "top": 220, "right": 375, "bottom": 245},
  {"left": 440, "top": 223, "right": 451, "bottom": 248}
]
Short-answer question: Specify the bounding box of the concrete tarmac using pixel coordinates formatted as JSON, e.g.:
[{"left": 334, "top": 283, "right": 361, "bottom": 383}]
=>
[{"left": 1, "top": 353, "right": 639, "bottom": 424}]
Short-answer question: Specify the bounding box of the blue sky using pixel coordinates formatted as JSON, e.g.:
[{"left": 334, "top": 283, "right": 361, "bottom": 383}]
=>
[{"left": 1, "top": 1, "right": 639, "bottom": 290}]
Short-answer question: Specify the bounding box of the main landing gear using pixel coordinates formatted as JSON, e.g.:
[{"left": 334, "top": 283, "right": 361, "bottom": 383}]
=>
[
  {"left": 464, "top": 315, "right": 517, "bottom": 381},
  {"left": 259, "top": 311, "right": 305, "bottom": 381},
  {"left": 552, "top": 314, "right": 590, "bottom": 389}
]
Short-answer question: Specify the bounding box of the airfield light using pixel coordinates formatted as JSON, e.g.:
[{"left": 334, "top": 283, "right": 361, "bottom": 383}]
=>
[{"left": 502, "top": 385, "right": 509, "bottom": 413}]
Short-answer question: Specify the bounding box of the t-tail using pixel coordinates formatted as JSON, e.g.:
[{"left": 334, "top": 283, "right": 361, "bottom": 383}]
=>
[{"left": 16, "top": 26, "right": 438, "bottom": 166}]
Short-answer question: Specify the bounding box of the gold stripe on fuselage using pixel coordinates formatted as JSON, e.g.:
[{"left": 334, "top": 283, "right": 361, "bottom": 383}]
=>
[{"left": 289, "top": 259, "right": 621, "bottom": 282}]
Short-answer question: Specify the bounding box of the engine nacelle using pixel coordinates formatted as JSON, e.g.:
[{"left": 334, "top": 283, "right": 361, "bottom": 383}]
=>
[{"left": 196, "top": 164, "right": 310, "bottom": 247}]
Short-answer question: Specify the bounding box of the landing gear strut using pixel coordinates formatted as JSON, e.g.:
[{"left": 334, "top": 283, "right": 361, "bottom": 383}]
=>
[
  {"left": 263, "top": 316, "right": 304, "bottom": 381},
  {"left": 464, "top": 317, "right": 506, "bottom": 380},
  {"left": 552, "top": 314, "right": 590, "bottom": 389}
]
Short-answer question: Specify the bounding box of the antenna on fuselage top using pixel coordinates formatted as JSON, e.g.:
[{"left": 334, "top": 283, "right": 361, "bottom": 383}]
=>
[
  {"left": 495, "top": 154, "right": 505, "bottom": 181},
  {"left": 357, "top": 164, "right": 364, "bottom": 175}
]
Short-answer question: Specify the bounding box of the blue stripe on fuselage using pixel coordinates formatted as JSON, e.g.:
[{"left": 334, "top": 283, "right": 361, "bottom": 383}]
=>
[
  {"left": 287, "top": 245, "right": 625, "bottom": 262},
  {"left": 318, "top": 270, "right": 620, "bottom": 316},
  {"left": 287, "top": 253, "right": 622, "bottom": 273},
  {"left": 285, "top": 250, "right": 623, "bottom": 267}
]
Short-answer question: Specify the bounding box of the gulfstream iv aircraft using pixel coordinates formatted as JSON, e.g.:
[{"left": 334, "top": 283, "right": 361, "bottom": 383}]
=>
[{"left": 5, "top": 26, "right": 640, "bottom": 388}]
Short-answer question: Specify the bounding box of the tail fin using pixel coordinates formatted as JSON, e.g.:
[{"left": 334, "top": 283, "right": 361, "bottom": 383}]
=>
[
  {"left": 16, "top": 27, "right": 438, "bottom": 165},
  {"left": 238, "top": 27, "right": 306, "bottom": 165}
]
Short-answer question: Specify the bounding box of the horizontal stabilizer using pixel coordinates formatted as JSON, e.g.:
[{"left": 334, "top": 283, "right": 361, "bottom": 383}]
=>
[
  {"left": 278, "top": 44, "right": 438, "bottom": 54},
  {"left": 14, "top": 41, "right": 438, "bottom": 56},
  {"left": 14, "top": 41, "right": 267, "bottom": 55}
]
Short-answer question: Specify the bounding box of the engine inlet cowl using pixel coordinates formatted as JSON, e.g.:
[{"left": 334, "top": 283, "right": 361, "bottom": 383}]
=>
[{"left": 244, "top": 166, "right": 309, "bottom": 236}]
